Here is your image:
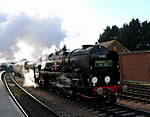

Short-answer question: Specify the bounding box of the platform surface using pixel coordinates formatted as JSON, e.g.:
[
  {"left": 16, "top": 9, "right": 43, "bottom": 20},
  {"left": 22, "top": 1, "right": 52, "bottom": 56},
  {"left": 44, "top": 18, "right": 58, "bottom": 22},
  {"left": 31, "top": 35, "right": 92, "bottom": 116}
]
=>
[{"left": 0, "top": 72, "right": 25, "bottom": 117}]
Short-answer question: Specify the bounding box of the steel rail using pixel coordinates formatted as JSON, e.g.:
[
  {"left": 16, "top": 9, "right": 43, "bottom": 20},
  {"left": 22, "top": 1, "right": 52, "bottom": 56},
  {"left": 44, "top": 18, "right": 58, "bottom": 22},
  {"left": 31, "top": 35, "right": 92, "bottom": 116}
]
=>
[
  {"left": 6, "top": 74, "right": 60, "bottom": 117},
  {"left": 3, "top": 74, "right": 28, "bottom": 117}
]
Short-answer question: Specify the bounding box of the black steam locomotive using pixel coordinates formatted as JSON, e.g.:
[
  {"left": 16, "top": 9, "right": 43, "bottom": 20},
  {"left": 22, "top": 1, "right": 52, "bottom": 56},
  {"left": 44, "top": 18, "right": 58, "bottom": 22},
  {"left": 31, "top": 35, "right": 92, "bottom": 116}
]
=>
[{"left": 35, "top": 44, "right": 122, "bottom": 103}]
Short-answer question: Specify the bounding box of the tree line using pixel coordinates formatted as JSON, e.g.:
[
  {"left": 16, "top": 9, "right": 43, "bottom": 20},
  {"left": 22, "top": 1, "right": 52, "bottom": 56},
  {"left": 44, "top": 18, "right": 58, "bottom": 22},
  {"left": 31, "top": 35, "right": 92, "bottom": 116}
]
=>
[{"left": 98, "top": 18, "right": 150, "bottom": 51}]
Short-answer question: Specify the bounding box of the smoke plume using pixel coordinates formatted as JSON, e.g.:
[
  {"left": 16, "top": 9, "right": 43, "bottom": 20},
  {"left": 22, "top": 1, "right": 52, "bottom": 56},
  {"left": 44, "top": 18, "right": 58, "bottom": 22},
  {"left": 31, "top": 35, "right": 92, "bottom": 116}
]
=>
[{"left": 0, "top": 13, "right": 66, "bottom": 61}]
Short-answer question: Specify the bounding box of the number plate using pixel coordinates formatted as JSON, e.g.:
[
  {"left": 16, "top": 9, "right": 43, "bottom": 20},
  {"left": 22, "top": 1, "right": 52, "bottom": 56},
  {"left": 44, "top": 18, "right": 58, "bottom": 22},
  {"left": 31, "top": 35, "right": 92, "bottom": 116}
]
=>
[{"left": 95, "top": 60, "right": 113, "bottom": 67}]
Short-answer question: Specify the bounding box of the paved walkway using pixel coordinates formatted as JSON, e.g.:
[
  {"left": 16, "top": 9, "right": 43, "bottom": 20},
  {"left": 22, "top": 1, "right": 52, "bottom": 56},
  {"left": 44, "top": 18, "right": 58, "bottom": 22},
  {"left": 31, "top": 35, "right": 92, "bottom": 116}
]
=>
[{"left": 0, "top": 72, "right": 25, "bottom": 117}]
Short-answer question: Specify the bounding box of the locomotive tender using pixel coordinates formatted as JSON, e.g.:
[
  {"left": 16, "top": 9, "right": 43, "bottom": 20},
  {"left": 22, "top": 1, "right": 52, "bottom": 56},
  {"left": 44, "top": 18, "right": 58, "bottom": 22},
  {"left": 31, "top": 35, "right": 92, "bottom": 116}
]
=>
[{"left": 35, "top": 44, "right": 123, "bottom": 103}]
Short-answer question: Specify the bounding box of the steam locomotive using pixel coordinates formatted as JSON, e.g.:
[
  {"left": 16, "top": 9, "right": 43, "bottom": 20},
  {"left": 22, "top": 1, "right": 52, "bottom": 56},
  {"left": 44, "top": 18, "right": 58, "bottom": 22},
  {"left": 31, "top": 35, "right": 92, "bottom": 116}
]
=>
[{"left": 35, "top": 44, "right": 123, "bottom": 103}]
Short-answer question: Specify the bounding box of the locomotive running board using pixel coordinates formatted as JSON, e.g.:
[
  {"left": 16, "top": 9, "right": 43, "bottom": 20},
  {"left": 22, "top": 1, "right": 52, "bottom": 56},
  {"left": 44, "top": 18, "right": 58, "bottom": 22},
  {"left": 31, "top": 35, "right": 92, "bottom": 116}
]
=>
[{"left": 39, "top": 71, "right": 79, "bottom": 77}]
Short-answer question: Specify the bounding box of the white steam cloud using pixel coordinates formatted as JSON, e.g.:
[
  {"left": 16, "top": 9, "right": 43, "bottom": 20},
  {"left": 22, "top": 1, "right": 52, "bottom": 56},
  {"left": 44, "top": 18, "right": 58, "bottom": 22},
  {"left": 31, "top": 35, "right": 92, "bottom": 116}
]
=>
[
  {"left": 23, "top": 69, "right": 36, "bottom": 87},
  {"left": 0, "top": 13, "right": 66, "bottom": 61}
]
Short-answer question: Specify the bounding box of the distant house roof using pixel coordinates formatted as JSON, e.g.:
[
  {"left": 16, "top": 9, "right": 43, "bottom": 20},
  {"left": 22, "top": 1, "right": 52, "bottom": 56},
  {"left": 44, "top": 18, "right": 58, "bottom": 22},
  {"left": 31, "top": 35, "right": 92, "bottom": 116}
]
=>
[
  {"left": 99, "top": 40, "right": 130, "bottom": 54},
  {"left": 100, "top": 40, "right": 116, "bottom": 48}
]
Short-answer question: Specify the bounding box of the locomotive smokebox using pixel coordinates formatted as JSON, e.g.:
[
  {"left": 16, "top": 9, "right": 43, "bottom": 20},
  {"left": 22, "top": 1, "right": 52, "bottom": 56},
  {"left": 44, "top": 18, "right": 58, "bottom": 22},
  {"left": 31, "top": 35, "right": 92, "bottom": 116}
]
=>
[{"left": 69, "top": 45, "right": 110, "bottom": 74}]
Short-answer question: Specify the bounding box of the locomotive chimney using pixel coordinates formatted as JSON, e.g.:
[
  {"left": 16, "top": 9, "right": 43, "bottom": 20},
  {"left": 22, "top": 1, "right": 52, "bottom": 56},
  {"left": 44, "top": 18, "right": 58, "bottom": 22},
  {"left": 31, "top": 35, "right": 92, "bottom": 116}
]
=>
[{"left": 82, "top": 45, "right": 93, "bottom": 49}]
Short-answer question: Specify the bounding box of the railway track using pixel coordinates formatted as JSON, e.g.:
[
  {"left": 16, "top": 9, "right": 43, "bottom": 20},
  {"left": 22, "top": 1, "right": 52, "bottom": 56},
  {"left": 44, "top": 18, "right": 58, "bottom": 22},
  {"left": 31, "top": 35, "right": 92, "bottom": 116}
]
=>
[
  {"left": 103, "top": 103, "right": 150, "bottom": 116},
  {"left": 3, "top": 72, "right": 60, "bottom": 117},
  {"left": 119, "top": 82, "right": 150, "bottom": 103},
  {"left": 4, "top": 73, "right": 150, "bottom": 117},
  {"left": 70, "top": 97, "right": 150, "bottom": 117},
  {"left": 4, "top": 72, "right": 100, "bottom": 117}
]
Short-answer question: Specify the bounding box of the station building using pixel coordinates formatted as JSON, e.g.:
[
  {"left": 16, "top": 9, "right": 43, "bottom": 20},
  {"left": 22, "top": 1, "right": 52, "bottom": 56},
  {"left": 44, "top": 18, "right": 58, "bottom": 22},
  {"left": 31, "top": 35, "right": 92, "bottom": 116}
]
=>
[{"left": 99, "top": 40, "right": 150, "bottom": 83}]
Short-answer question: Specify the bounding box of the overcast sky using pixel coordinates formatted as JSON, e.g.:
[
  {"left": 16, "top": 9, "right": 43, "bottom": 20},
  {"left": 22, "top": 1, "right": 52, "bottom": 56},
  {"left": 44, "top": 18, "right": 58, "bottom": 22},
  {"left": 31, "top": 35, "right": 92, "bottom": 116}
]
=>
[{"left": 0, "top": 0, "right": 149, "bottom": 61}]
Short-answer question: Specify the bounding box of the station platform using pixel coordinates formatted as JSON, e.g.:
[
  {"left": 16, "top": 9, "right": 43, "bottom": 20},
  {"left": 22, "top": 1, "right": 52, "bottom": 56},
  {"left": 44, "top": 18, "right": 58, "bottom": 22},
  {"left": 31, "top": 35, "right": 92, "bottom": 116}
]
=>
[{"left": 0, "top": 72, "right": 25, "bottom": 117}]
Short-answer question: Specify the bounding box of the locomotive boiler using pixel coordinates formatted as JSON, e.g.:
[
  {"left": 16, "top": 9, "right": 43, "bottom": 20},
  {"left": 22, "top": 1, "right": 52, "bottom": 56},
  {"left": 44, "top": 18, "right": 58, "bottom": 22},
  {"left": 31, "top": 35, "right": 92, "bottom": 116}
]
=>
[{"left": 35, "top": 44, "right": 123, "bottom": 103}]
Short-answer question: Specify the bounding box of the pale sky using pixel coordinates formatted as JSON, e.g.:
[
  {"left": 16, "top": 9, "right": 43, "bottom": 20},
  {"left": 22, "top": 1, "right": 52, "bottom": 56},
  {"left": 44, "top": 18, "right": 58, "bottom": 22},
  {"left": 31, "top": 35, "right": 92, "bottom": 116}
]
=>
[{"left": 0, "top": 0, "right": 149, "bottom": 61}]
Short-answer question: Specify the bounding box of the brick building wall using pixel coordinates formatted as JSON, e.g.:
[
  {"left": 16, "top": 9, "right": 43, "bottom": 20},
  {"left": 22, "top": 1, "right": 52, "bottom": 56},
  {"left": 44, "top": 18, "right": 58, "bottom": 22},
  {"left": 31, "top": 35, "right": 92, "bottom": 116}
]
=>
[{"left": 119, "top": 51, "right": 150, "bottom": 82}]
